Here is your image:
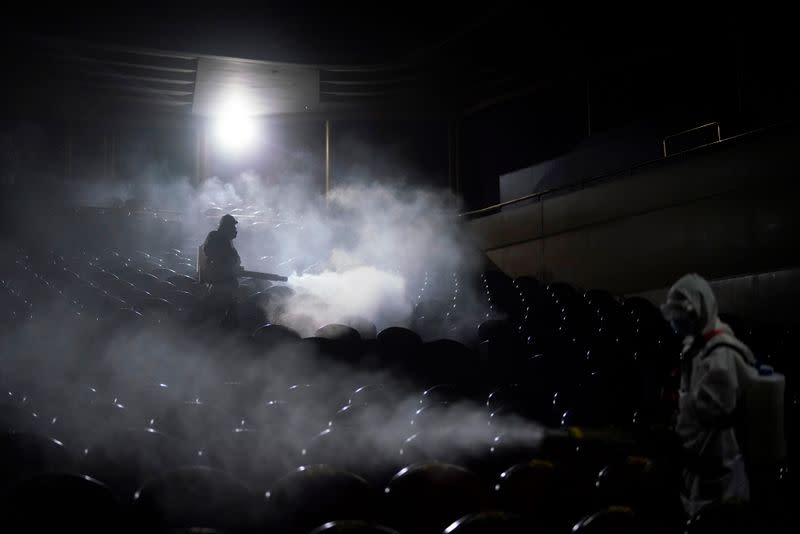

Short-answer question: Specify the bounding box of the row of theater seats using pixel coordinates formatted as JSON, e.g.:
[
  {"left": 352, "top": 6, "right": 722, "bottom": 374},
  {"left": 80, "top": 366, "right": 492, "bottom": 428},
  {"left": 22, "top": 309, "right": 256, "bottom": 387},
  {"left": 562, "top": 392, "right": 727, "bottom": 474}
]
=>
[
  {"left": 0, "top": 242, "right": 796, "bottom": 533},
  {"left": 0, "top": 455, "right": 743, "bottom": 534},
  {"left": 0, "top": 415, "right": 756, "bottom": 533},
  {"left": 0, "top": 243, "right": 282, "bottom": 329},
  {"left": 3, "top": 245, "right": 790, "bottom": 448},
  {"left": 1, "top": 243, "right": 795, "bottom": 427}
]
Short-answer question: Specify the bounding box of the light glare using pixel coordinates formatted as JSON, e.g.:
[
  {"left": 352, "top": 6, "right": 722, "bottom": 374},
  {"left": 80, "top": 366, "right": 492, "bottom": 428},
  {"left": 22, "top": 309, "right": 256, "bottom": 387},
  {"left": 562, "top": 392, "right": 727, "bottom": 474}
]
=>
[{"left": 213, "top": 96, "right": 259, "bottom": 154}]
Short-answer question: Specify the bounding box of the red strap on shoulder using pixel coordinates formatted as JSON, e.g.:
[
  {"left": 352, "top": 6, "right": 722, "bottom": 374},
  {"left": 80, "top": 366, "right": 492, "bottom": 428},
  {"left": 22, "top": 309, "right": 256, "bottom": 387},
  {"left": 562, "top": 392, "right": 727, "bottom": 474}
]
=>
[{"left": 703, "top": 328, "right": 726, "bottom": 342}]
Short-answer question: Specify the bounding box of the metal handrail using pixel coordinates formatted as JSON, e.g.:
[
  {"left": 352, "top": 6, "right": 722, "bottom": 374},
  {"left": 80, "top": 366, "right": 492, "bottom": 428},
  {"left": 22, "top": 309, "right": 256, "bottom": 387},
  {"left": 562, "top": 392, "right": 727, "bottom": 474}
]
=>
[
  {"left": 458, "top": 189, "right": 552, "bottom": 218},
  {"left": 662, "top": 121, "right": 721, "bottom": 157},
  {"left": 459, "top": 120, "right": 788, "bottom": 219}
]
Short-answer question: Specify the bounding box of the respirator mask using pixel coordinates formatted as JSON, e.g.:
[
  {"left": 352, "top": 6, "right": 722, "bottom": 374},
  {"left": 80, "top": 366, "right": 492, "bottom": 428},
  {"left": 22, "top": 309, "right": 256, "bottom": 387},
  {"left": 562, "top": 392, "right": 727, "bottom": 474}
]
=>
[{"left": 661, "top": 296, "right": 701, "bottom": 339}]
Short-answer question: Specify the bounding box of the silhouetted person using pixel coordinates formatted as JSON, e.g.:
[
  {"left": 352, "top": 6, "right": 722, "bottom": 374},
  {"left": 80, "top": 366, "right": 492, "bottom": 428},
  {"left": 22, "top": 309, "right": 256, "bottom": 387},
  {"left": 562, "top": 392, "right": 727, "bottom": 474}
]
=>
[{"left": 200, "top": 214, "right": 243, "bottom": 327}]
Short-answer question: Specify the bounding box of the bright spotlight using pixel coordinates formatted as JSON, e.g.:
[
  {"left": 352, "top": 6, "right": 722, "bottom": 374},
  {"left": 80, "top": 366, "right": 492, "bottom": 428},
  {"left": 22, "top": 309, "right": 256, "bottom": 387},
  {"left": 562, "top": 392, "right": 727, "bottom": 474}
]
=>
[{"left": 212, "top": 95, "right": 260, "bottom": 155}]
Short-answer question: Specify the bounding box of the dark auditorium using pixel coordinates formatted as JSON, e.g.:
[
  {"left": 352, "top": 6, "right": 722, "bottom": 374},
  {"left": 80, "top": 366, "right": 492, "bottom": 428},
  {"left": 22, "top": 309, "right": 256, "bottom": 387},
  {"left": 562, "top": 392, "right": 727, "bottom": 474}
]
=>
[{"left": 1, "top": 5, "right": 798, "bottom": 534}]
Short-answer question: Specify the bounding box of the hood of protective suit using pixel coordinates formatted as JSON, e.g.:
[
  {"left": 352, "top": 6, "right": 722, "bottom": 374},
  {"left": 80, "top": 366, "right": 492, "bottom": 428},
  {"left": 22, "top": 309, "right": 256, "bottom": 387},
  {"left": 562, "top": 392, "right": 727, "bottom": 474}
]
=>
[{"left": 665, "top": 273, "right": 719, "bottom": 335}]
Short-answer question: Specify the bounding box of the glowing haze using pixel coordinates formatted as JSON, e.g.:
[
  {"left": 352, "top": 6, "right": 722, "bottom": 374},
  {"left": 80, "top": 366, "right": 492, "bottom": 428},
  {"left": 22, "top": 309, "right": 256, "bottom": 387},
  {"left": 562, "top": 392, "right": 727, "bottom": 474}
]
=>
[
  {"left": 212, "top": 93, "right": 261, "bottom": 155},
  {"left": 0, "top": 163, "right": 548, "bottom": 502}
]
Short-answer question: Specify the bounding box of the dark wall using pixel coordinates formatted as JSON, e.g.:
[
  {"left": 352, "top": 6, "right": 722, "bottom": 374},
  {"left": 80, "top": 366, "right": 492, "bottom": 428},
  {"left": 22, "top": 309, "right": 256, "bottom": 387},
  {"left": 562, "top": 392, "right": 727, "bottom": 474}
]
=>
[
  {"left": 117, "top": 127, "right": 195, "bottom": 182},
  {"left": 331, "top": 120, "right": 449, "bottom": 190},
  {"left": 460, "top": 81, "right": 587, "bottom": 209},
  {"left": 457, "top": 12, "right": 800, "bottom": 211},
  {"left": 0, "top": 119, "right": 65, "bottom": 186},
  {"left": 468, "top": 123, "right": 800, "bottom": 312}
]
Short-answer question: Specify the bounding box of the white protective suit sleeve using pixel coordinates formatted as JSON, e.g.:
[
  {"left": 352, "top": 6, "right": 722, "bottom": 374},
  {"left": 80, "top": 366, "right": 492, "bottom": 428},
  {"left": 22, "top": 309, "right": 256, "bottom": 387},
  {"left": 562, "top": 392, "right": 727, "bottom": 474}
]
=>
[{"left": 683, "top": 345, "right": 740, "bottom": 429}]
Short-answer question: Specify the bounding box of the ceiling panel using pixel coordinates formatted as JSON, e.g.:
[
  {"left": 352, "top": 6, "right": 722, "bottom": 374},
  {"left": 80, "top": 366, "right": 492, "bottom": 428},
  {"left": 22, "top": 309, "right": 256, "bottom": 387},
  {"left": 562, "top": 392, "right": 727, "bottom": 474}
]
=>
[{"left": 192, "top": 57, "right": 319, "bottom": 116}]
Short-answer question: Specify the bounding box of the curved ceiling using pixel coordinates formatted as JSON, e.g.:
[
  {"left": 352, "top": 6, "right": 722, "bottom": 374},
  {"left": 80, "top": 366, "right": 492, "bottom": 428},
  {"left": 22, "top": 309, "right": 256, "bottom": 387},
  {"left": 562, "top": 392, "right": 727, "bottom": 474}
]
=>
[
  {"left": 1, "top": 6, "right": 746, "bottom": 122},
  {"left": 7, "top": 5, "right": 494, "bottom": 66}
]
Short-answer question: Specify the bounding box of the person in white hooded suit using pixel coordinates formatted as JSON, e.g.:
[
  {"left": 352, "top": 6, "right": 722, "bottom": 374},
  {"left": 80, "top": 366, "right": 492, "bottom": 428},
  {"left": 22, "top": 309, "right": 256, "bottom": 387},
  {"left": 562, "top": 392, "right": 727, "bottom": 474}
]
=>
[{"left": 662, "top": 273, "right": 756, "bottom": 516}]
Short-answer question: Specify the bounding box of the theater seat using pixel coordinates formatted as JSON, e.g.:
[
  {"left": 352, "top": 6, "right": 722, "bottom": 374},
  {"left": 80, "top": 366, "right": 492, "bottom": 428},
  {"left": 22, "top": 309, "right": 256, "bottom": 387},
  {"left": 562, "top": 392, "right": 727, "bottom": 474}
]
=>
[
  {"left": 514, "top": 275, "right": 542, "bottom": 294},
  {"left": 283, "top": 383, "right": 317, "bottom": 405},
  {"left": 165, "top": 290, "right": 199, "bottom": 309},
  {"left": 330, "top": 402, "right": 377, "bottom": 429},
  {"left": 0, "top": 287, "right": 29, "bottom": 326},
  {"left": 151, "top": 267, "right": 178, "bottom": 280},
  {"left": 349, "top": 385, "right": 393, "bottom": 407},
  {"left": 315, "top": 324, "right": 363, "bottom": 363},
  {"left": 594, "top": 456, "right": 681, "bottom": 523},
  {"left": 261, "top": 284, "right": 296, "bottom": 302},
  {"left": 132, "top": 466, "right": 264, "bottom": 532},
  {"left": 340, "top": 316, "right": 378, "bottom": 340},
  {"left": 384, "top": 462, "right": 490, "bottom": 534},
  {"left": 267, "top": 465, "right": 378, "bottom": 534},
  {"left": 1, "top": 473, "right": 122, "bottom": 534},
  {"left": 242, "top": 399, "right": 292, "bottom": 429},
  {"left": 410, "top": 403, "right": 452, "bottom": 431},
  {"left": 0, "top": 433, "right": 77, "bottom": 492},
  {"left": 486, "top": 383, "right": 550, "bottom": 422},
  {"left": 167, "top": 274, "right": 202, "bottom": 294},
  {"left": 81, "top": 396, "right": 142, "bottom": 436},
  {"left": 373, "top": 326, "right": 423, "bottom": 374},
  {"left": 398, "top": 432, "right": 447, "bottom": 465},
  {"left": 0, "top": 403, "right": 41, "bottom": 434},
  {"left": 103, "top": 277, "right": 137, "bottom": 297},
  {"left": 310, "top": 520, "right": 401, "bottom": 534},
  {"left": 571, "top": 507, "right": 647, "bottom": 534},
  {"left": 302, "top": 426, "right": 397, "bottom": 485},
  {"left": 148, "top": 399, "right": 238, "bottom": 445},
  {"left": 126, "top": 270, "right": 162, "bottom": 290},
  {"left": 303, "top": 325, "right": 363, "bottom": 365},
  {"left": 685, "top": 502, "right": 756, "bottom": 534},
  {"left": 419, "top": 384, "right": 462, "bottom": 408},
  {"left": 477, "top": 319, "right": 514, "bottom": 343},
  {"left": 203, "top": 427, "right": 299, "bottom": 491},
  {"left": 444, "top": 511, "right": 528, "bottom": 534},
  {"left": 316, "top": 324, "right": 362, "bottom": 344},
  {"left": 81, "top": 427, "right": 196, "bottom": 499},
  {"left": 174, "top": 262, "right": 198, "bottom": 277},
  {"left": 494, "top": 460, "right": 561, "bottom": 521},
  {"left": 136, "top": 297, "right": 177, "bottom": 322},
  {"left": 237, "top": 300, "right": 268, "bottom": 332},
  {"left": 252, "top": 323, "right": 302, "bottom": 349},
  {"left": 420, "top": 340, "right": 479, "bottom": 388},
  {"left": 474, "top": 433, "right": 544, "bottom": 483}
]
